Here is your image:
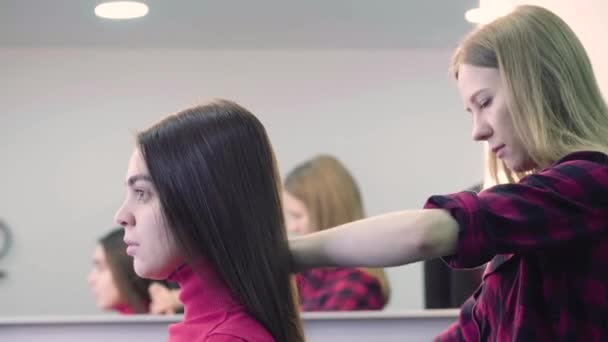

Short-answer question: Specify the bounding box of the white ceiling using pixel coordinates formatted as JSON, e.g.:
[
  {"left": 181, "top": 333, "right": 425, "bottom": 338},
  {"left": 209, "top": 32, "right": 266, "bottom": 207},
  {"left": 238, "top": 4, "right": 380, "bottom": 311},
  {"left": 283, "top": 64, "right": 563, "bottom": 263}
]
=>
[{"left": 0, "top": 0, "right": 477, "bottom": 49}]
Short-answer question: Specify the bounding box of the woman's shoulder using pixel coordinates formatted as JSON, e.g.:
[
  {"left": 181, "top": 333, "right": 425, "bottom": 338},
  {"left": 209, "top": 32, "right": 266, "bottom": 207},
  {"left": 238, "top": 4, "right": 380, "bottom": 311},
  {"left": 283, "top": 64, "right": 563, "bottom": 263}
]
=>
[
  {"left": 207, "top": 310, "right": 274, "bottom": 342},
  {"left": 525, "top": 150, "right": 608, "bottom": 190},
  {"left": 549, "top": 150, "right": 608, "bottom": 169},
  {"left": 206, "top": 333, "right": 272, "bottom": 342}
]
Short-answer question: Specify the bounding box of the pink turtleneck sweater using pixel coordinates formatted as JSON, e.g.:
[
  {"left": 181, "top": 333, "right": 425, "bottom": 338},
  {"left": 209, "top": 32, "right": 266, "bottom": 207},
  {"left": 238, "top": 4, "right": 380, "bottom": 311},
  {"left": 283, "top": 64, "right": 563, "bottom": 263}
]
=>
[
  {"left": 114, "top": 303, "right": 137, "bottom": 315},
  {"left": 167, "top": 261, "right": 274, "bottom": 342}
]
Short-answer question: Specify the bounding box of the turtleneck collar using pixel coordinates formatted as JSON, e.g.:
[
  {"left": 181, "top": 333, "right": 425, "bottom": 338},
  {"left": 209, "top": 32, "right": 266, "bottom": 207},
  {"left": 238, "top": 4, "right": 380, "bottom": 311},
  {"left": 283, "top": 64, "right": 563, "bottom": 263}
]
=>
[{"left": 168, "top": 259, "right": 240, "bottom": 320}]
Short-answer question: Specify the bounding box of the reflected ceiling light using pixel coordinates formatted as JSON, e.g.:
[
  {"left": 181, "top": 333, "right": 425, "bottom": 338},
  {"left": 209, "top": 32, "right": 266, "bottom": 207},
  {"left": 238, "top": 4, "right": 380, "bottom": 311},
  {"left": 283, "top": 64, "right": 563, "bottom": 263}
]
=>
[
  {"left": 95, "top": 1, "right": 149, "bottom": 19},
  {"left": 465, "top": 0, "right": 515, "bottom": 24},
  {"left": 465, "top": 8, "right": 488, "bottom": 24}
]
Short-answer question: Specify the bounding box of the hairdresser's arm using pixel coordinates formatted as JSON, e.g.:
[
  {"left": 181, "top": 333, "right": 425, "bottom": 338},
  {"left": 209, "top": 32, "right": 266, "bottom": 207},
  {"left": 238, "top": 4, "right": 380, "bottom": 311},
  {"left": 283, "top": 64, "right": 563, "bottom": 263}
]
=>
[
  {"left": 290, "top": 209, "right": 459, "bottom": 272},
  {"left": 149, "top": 283, "right": 182, "bottom": 315}
]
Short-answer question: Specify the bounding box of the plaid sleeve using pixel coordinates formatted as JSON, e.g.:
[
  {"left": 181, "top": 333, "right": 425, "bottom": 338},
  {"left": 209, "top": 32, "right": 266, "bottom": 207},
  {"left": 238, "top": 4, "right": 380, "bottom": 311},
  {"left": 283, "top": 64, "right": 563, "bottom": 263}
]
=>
[
  {"left": 320, "top": 271, "right": 384, "bottom": 311},
  {"left": 424, "top": 190, "right": 490, "bottom": 268},
  {"left": 297, "top": 269, "right": 384, "bottom": 311},
  {"left": 433, "top": 321, "right": 465, "bottom": 342},
  {"left": 425, "top": 154, "right": 608, "bottom": 268}
]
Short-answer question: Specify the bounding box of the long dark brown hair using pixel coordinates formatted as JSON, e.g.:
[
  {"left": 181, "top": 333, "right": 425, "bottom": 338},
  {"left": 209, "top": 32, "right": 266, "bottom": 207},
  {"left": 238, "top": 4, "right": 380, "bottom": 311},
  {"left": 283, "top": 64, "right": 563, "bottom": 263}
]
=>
[
  {"left": 137, "top": 100, "right": 304, "bottom": 341},
  {"left": 99, "top": 227, "right": 153, "bottom": 313}
]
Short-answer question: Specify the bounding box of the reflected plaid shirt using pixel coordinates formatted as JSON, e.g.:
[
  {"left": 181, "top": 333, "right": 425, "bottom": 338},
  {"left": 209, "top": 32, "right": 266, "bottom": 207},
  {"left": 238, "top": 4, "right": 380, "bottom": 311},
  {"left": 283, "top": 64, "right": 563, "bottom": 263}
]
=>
[
  {"left": 296, "top": 267, "right": 385, "bottom": 311},
  {"left": 425, "top": 151, "right": 608, "bottom": 341}
]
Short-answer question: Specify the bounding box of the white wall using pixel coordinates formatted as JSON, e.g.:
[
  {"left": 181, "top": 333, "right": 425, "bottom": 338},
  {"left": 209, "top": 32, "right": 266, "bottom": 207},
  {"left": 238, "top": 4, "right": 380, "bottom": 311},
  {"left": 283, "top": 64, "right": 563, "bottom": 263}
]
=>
[
  {"left": 474, "top": 0, "right": 608, "bottom": 96},
  {"left": 0, "top": 48, "right": 482, "bottom": 316},
  {"left": 516, "top": 0, "right": 608, "bottom": 97}
]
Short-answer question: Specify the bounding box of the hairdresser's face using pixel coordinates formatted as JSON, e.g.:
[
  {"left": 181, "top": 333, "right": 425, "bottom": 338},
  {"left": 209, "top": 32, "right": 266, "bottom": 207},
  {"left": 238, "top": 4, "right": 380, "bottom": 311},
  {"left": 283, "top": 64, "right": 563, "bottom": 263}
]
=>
[
  {"left": 283, "top": 191, "right": 314, "bottom": 236},
  {"left": 457, "top": 64, "right": 536, "bottom": 172},
  {"left": 114, "top": 149, "right": 183, "bottom": 280},
  {"left": 87, "top": 245, "right": 122, "bottom": 311}
]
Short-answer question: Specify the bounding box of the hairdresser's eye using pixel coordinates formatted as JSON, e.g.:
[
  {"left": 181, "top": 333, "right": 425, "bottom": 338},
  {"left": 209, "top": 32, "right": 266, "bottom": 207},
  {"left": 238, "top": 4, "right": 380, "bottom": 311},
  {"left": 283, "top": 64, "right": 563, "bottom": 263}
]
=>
[{"left": 479, "top": 98, "right": 492, "bottom": 109}]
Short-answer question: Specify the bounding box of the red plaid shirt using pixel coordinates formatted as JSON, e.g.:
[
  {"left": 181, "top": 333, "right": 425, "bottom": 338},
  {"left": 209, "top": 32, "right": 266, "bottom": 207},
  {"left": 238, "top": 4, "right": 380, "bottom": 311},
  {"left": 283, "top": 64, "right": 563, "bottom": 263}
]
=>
[
  {"left": 425, "top": 151, "right": 608, "bottom": 341},
  {"left": 295, "top": 267, "right": 386, "bottom": 311}
]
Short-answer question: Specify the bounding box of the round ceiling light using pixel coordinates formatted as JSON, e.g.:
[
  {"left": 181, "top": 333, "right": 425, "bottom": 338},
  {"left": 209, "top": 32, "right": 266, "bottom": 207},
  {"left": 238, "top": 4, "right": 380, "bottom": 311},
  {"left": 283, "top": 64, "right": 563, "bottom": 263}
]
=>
[
  {"left": 465, "top": 8, "right": 487, "bottom": 24},
  {"left": 95, "top": 1, "right": 149, "bottom": 19},
  {"left": 464, "top": 2, "right": 515, "bottom": 24}
]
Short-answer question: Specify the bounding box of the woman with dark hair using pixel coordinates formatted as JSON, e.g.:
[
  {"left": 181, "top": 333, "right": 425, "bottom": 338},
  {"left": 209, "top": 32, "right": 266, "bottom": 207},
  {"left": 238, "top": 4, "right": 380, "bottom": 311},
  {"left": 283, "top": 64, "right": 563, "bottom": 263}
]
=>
[
  {"left": 87, "top": 227, "right": 157, "bottom": 314},
  {"left": 114, "top": 100, "right": 304, "bottom": 341}
]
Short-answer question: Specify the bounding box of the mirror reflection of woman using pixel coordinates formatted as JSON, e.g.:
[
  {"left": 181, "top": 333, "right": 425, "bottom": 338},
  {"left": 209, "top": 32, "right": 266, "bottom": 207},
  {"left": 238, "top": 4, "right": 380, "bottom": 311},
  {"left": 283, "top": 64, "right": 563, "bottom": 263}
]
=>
[
  {"left": 88, "top": 227, "right": 163, "bottom": 314},
  {"left": 284, "top": 155, "right": 390, "bottom": 311}
]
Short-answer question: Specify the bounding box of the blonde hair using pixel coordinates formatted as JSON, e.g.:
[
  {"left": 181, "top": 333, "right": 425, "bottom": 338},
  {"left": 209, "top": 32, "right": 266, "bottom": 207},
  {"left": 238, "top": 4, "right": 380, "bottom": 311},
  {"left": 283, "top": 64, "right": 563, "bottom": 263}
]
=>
[
  {"left": 452, "top": 5, "right": 608, "bottom": 185},
  {"left": 284, "top": 154, "right": 391, "bottom": 302},
  {"left": 483, "top": 143, "right": 523, "bottom": 188}
]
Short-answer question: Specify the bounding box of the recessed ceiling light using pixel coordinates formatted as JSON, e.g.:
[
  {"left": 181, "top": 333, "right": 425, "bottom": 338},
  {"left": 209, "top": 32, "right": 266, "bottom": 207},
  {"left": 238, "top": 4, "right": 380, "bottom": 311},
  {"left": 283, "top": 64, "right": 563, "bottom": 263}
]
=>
[
  {"left": 95, "top": 1, "right": 149, "bottom": 19},
  {"left": 464, "top": 2, "right": 514, "bottom": 24},
  {"left": 465, "top": 8, "right": 487, "bottom": 24}
]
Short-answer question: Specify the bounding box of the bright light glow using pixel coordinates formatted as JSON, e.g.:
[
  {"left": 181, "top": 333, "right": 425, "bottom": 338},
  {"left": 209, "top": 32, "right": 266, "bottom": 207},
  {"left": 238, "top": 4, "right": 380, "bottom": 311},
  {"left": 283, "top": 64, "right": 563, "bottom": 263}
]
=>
[
  {"left": 465, "top": 0, "right": 516, "bottom": 24},
  {"left": 465, "top": 8, "right": 487, "bottom": 24},
  {"left": 95, "top": 1, "right": 149, "bottom": 19}
]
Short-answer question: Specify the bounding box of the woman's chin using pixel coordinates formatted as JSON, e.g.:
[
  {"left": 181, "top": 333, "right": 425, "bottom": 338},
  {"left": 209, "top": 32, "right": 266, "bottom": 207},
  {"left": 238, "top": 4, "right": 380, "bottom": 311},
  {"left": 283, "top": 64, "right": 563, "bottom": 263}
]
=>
[{"left": 504, "top": 156, "right": 537, "bottom": 173}]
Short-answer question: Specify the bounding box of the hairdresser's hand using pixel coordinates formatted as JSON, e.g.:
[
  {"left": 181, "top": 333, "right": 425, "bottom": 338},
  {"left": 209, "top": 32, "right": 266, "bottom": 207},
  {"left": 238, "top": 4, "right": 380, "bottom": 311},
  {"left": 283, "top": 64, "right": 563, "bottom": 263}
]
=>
[{"left": 148, "top": 283, "right": 183, "bottom": 315}]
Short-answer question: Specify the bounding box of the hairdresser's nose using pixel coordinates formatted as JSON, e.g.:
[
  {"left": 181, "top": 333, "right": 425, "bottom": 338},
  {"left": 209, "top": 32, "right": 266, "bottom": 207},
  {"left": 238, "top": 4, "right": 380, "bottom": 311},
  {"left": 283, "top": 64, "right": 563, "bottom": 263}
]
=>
[{"left": 471, "top": 112, "right": 492, "bottom": 141}]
